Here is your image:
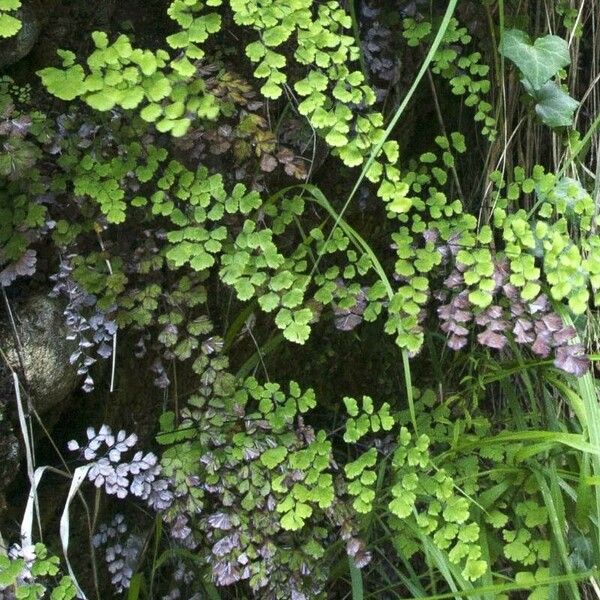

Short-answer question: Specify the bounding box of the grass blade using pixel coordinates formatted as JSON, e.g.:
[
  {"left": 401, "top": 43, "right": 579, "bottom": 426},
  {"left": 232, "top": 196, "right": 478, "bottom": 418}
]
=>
[
  {"left": 349, "top": 558, "right": 365, "bottom": 600},
  {"left": 60, "top": 464, "right": 92, "bottom": 599}
]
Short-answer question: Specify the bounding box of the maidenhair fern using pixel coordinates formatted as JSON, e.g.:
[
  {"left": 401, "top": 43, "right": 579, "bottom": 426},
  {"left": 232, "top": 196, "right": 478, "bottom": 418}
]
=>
[
  {"left": 0, "top": 543, "right": 77, "bottom": 600},
  {"left": 1, "top": 1, "right": 599, "bottom": 598},
  {"left": 31, "top": 0, "right": 597, "bottom": 365},
  {"left": 404, "top": 16, "right": 497, "bottom": 140},
  {"left": 0, "top": 0, "right": 21, "bottom": 38}
]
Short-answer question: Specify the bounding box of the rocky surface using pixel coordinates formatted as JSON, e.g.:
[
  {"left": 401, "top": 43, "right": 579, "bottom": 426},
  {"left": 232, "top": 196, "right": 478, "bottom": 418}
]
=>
[
  {"left": 0, "top": 293, "right": 79, "bottom": 413},
  {"left": 0, "top": 292, "right": 81, "bottom": 514}
]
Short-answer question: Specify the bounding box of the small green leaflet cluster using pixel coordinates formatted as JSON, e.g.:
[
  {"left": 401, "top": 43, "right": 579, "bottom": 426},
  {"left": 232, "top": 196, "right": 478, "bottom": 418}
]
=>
[
  {"left": 38, "top": 0, "right": 225, "bottom": 137},
  {"left": 0, "top": 189, "right": 45, "bottom": 261},
  {"left": 501, "top": 569, "right": 552, "bottom": 600},
  {"left": 389, "top": 134, "right": 600, "bottom": 328},
  {"left": 403, "top": 17, "right": 497, "bottom": 140},
  {"left": 130, "top": 155, "right": 378, "bottom": 345},
  {"left": 157, "top": 377, "right": 365, "bottom": 596},
  {"left": 224, "top": 1, "right": 497, "bottom": 350},
  {"left": 166, "top": 0, "right": 222, "bottom": 63},
  {"left": 237, "top": 0, "right": 358, "bottom": 100},
  {"left": 3, "top": 85, "right": 375, "bottom": 348},
  {"left": 219, "top": 2, "right": 592, "bottom": 350},
  {"left": 0, "top": 0, "right": 20, "bottom": 38},
  {"left": 334, "top": 387, "right": 558, "bottom": 584},
  {"left": 380, "top": 389, "right": 558, "bottom": 587},
  {"left": 127, "top": 156, "right": 314, "bottom": 343},
  {"left": 557, "top": 1, "right": 584, "bottom": 37},
  {"left": 0, "top": 543, "right": 77, "bottom": 600},
  {"left": 337, "top": 389, "right": 488, "bottom": 582},
  {"left": 157, "top": 374, "right": 564, "bottom": 592},
  {"left": 492, "top": 165, "right": 598, "bottom": 313},
  {"left": 34, "top": 0, "right": 594, "bottom": 356},
  {"left": 158, "top": 379, "right": 576, "bottom": 590},
  {"left": 389, "top": 424, "right": 488, "bottom": 582},
  {"left": 500, "top": 29, "right": 578, "bottom": 128},
  {"left": 343, "top": 396, "right": 394, "bottom": 513},
  {"left": 72, "top": 142, "right": 168, "bottom": 224},
  {"left": 0, "top": 81, "right": 53, "bottom": 285}
]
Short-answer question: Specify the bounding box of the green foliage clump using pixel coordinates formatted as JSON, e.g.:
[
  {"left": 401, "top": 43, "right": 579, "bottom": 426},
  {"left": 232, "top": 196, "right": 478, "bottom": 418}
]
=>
[
  {"left": 29, "top": 0, "right": 595, "bottom": 360},
  {"left": 157, "top": 375, "right": 366, "bottom": 596},
  {"left": 38, "top": 0, "right": 226, "bottom": 135},
  {"left": 38, "top": 33, "right": 218, "bottom": 136},
  {"left": 374, "top": 388, "right": 569, "bottom": 589},
  {"left": 0, "top": 543, "right": 77, "bottom": 600},
  {"left": 2, "top": 0, "right": 600, "bottom": 598},
  {"left": 0, "top": 78, "right": 53, "bottom": 285}
]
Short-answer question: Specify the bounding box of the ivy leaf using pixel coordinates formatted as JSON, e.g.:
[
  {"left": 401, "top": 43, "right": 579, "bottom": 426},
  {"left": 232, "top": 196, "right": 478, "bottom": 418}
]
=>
[
  {"left": 500, "top": 29, "right": 570, "bottom": 89},
  {"left": 532, "top": 80, "right": 579, "bottom": 128}
]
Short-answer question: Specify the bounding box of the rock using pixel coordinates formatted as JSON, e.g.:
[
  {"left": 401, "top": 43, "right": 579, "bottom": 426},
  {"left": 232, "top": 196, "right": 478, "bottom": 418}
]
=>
[
  {"left": 0, "top": 293, "right": 79, "bottom": 413},
  {"left": 0, "top": 292, "right": 78, "bottom": 519},
  {"left": 0, "top": 1, "right": 40, "bottom": 70}
]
